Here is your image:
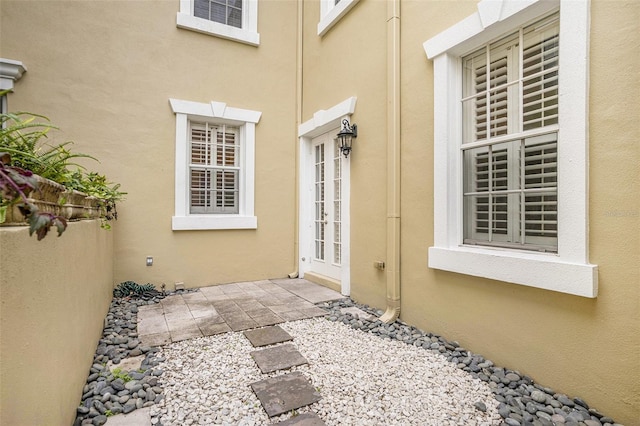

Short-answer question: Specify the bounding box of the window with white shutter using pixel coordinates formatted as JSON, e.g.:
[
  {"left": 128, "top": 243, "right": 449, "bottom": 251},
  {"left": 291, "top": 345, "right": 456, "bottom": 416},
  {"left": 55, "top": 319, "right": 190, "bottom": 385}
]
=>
[
  {"left": 423, "top": 0, "right": 596, "bottom": 297},
  {"left": 189, "top": 123, "right": 240, "bottom": 214},
  {"left": 461, "top": 13, "right": 559, "bottom": 252},
  {"left": 177, "top": 0, "right": 259, "bottom": 46},
  {"left": 170, "top": 98, "right": 261, "bottom": 230},
  {"left": 194, "top": 0, "right": 242, "bottom": 28}
]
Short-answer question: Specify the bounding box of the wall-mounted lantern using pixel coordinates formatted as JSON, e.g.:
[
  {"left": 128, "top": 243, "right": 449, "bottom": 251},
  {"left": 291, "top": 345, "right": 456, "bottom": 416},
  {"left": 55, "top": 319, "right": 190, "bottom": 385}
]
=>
[{"left": 337, "top": 118, "right": 357, "bottom": 158}]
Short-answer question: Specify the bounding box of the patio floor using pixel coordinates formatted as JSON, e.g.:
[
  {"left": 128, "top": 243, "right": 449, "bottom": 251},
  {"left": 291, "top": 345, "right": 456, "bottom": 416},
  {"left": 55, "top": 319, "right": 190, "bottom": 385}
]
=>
[{"left": 137, "top": 278, "right": 345, "bottom": 347}]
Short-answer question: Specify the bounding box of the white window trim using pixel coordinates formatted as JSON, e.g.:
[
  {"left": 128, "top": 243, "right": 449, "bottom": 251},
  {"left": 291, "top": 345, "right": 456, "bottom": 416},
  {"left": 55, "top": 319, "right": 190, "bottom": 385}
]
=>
[
  {"left": 177, "top": 0, "right": 259, "bottom": 46},
  {"left": 169, "top": 98, "right": 261, "bottom": 230},
  {"left": 423, "top": 0, "right": 598, "bottom": 298},
  {"left": 318, "top": 0, "right": 360, "bottom": 36}
]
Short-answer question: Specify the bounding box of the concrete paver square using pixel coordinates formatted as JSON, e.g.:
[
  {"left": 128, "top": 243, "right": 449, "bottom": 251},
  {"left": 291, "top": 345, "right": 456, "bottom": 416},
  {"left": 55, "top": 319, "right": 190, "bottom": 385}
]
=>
[
  {"left": 299, "top": 307, "right": 329, "bottom": 318},
  {"left": 137, "top": 303, "right": 163, "bottom": 314},
  {"left": 212, "top": 301, "right": 242, "bottom": 314},
  {"left": 250, "top": 343, "right": 308, "bottom": 373},
  {"left": 160, "top": 295, "right": 186, "bottom": 305},
  {"left": 226, "top": 318, "right": 258, "bottom": 332},
  {"left": 198, "top": 321, "right": 232, "bottom": 336},
  {"left": 166, "top": 318, "right": 198, "bottom": 332},
  {"left": 268, "top": 304, "right": 296, "bottom": 314},
  {"left": 162, "top": 303, "right": 191, "bottom": 315},
  {"left": 170, "top": 327, "right": 202, "bottom": 342},
  {"left": 243, "top": 325, "right": 293, "bottom": 347},
  {"left": 245, "top": 307, "right": 273, "bottom": 318},
  {"left": 105, "top": 406, "right": 151, "bottom": 425},
  {"left": 252, "top": 314, "right": 285, "bottom": 327},
  {"left": 164, "top": 310, "right": 193, "bottom": 322},
  {"left": 139, "top": 332, "right": 171, "bottom": 347},
  {"left": 137, "top": 316, "right": 168, "bottom": 335},
  {"left": 237, "top": 300, "right": 265, "bottom": 311},
  {"left": 201, "top": 293, "right": 231, "bottom": 302},
  {"left": 182, "top": 292, "right": 208, "bottom": 302},
  {"left": 277, "top": 412, "right": 326, "bottom": 425},
  {"left": 250, "top": 371, "right": 321, "bottom": 417},
  {"left": 257, "top": 297, "right": 282, "bottom": 307},
  {"left": 278, "top": 310, "right": 311, "bottom": 321}
]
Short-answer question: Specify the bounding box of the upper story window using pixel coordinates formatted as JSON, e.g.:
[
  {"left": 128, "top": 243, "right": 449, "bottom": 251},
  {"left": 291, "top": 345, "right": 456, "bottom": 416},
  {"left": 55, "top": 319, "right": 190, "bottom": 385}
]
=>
[
  {"left": 177, "top": 0, "right": 259, "bottom": 46},
  {"left": 194, "top": 0, "right": 242, "bottom": 28},
  {"left": 318, "top": 0, "right": 360, "bottom": 36},
  {"left": 423, "top": 0, "right": 597, "bottom": 298},
  {"left": 170, "top": 98, "right": 261, "bottom": 230}
]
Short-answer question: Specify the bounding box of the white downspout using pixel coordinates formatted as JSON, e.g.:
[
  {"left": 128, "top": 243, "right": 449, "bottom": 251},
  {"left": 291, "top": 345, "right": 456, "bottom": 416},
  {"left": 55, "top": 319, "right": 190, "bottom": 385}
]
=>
[{"left": 379, "top": 0, "right": 401, "bottom": 323}]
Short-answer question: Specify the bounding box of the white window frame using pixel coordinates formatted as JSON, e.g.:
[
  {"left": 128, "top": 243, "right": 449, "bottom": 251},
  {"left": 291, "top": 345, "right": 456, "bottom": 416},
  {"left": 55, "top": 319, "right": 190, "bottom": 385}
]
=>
[
  {"left": 177, "top": 0, "right": 260, "bottom": 46},
  {"left": 0, "top": 58, "right": 27, "bottom": 115},
  {"left": 423, "top": 0, "right": 598, "bottom": 298},
  {"left": 170, "top": 98, "right": 261, "bottom": 230},
  {"left": 318, "top": 0, "right": 360, "bottom": 36}
]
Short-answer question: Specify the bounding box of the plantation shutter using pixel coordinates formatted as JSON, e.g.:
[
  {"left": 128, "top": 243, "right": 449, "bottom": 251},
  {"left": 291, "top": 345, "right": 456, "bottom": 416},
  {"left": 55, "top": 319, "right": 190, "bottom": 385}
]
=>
[
  {"left": 462, "top": 13, "right": 559, "bottom": 252},
  {"left": 189, "top": 122, "right": 240, "bottom": 214},
  {"left": 194, "top": 0, "right": 242, "bottom": 29}
]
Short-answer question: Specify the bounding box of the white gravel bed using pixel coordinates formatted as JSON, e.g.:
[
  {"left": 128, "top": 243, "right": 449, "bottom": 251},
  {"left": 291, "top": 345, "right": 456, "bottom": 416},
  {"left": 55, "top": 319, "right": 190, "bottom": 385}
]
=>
[{"left": 152, "top": 318, "right": 502, "bottom": 425}]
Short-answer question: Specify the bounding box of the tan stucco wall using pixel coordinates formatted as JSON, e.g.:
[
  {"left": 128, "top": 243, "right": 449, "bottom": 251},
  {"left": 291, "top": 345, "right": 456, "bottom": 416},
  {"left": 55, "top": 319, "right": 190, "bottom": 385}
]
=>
[
  {"left": 1, "top": 0, "right": 638, "bottom": 423},
  {"left": 1, "top": 0, "right": 299, "bottom": 289},
  {"left": 397, "top": 1, "right": 639, "bottom": 424},
  {"left": 305, "top": 0, "right": 639, "bottom": 423},
  {"left": 0, "top": 221, "right": 114, "bottom": 425},
  {"left": 301, "top": 0, "right": 389, "bottom": 308}
]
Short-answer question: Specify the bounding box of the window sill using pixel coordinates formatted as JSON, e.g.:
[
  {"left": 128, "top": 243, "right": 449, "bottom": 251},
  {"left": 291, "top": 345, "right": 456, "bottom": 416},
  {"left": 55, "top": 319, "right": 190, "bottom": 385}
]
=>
[
  {"left": 172, "top": 215, "right": 257, "bottom": 230},
  {"left": 317, "top": 0, "right": 360, "bottom": 36},
  {"left": 428, "top": 246, "right": 598, "bottom": 298},
  {"left": 176, "top": 13, "right": 260, "bottom": 46}
]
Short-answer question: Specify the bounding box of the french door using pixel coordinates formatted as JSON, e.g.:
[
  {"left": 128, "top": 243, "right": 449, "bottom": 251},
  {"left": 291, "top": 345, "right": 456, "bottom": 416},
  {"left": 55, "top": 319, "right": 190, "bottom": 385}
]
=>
[{"left": 310, "top": 133, "right": 342, "bottom": 280}]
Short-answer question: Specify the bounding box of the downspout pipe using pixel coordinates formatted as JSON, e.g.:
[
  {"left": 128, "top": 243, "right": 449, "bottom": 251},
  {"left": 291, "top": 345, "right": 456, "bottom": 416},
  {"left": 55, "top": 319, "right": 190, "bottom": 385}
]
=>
[
  {"left": 289, "top": 0, "right": 304, "bottom": 280},
  {"left": 379, "top": 0, "right": 401, "bottom": 324}
]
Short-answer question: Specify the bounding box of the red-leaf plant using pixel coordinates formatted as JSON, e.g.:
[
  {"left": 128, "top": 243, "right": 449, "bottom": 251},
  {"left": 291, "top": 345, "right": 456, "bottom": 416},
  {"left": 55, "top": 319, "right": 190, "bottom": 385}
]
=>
[{"left": 0, "top": 152, "right": 67, "bottom": 240}]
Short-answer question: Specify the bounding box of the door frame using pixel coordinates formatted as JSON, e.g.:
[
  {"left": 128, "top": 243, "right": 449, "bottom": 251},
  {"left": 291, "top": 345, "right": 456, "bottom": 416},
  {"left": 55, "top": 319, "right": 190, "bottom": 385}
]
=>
[{"left": 298, "top": 97, "right": 356, "bottom": 296}]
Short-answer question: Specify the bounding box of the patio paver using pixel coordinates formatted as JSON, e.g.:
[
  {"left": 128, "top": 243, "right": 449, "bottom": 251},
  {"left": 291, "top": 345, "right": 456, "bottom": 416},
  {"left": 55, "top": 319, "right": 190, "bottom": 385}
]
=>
[
  {"left": 243, "top": 325, "right": 293, "bottom": 347},
  {"left": 250, "top": 343, "right": 308, "bottom": 373},
  {"left": 137, "top": 278, "right": 344, "bottom": 346},
  {"left": 250, "top": 371, "right": 321, "bottom": 417},
  {"left": 277, "top": 412, "right": 326, "bottom": 426}
]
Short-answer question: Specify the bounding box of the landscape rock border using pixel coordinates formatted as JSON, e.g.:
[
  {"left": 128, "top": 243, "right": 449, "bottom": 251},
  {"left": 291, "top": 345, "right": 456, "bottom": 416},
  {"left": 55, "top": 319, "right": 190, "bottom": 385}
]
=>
[
  {"left": 322, "top": 298, "right": 624, "bottom": 426},
  {"left": 75, "top": 290, "right": 624, "bottom": 426},
  {"left": 73, "top": 290, "right": 195, "bottom": 426}
]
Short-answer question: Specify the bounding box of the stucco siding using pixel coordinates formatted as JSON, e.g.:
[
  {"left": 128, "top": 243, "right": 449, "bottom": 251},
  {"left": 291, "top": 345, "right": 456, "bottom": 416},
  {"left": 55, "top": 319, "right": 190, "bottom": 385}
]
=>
[{"left": 0, "top": 221, "right": 114, "bottom": 425}]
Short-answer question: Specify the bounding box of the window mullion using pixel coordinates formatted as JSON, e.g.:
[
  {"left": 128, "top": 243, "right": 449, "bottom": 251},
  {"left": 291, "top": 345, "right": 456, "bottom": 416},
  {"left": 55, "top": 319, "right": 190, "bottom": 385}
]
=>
[
  {"left": 488, "top": 144, "right": 493, "bottom": 242},
  {"left": 519, "top": 139, "right": 526, "bottom": 245}
]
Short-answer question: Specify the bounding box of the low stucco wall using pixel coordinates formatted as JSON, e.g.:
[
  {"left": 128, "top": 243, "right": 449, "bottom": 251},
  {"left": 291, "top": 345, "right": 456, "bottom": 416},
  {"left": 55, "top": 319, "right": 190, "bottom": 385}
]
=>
[{"left": 0, "top": 220, "right": 114, "bottom": 426}]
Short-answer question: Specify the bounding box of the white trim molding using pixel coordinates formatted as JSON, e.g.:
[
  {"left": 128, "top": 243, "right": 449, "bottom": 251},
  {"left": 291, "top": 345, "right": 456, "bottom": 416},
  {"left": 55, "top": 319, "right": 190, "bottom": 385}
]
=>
[
  {"left": 318, "top": 0, "right": 360, "bottom": 36},
  {"left": 169, "top": 98, "right": 261, "bottom": 230},
  {"left": 298, "top": 97, "right": 356, "bottom": 296},
  {"left": 177, "top": 0, "right": 260, "bottom": 46},
  {"left": 0, "top": 58, "right": 26, "bottom": 91},
  {"left": 423, "top": 0, "right": 598, "bottom": 297}
]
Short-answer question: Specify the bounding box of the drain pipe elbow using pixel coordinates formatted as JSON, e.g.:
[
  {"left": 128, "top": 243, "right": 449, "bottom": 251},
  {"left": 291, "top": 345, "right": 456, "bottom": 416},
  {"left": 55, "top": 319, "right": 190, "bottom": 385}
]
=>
[{"left": 379, "top": 299, "right": 400, "bottom": 324}]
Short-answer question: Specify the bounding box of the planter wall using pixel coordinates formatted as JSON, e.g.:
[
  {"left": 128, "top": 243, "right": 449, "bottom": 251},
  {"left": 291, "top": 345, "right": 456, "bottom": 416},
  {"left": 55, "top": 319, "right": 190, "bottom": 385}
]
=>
[{"left": 1, "top": 175, "right": 104, "bottom": 225}]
